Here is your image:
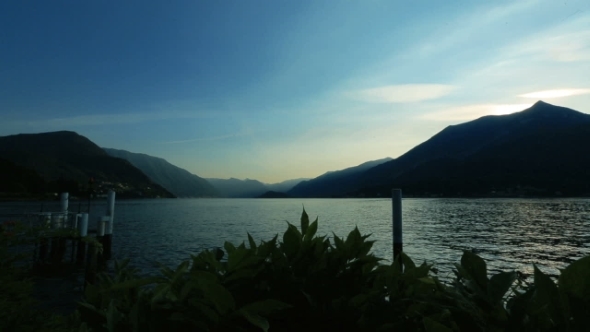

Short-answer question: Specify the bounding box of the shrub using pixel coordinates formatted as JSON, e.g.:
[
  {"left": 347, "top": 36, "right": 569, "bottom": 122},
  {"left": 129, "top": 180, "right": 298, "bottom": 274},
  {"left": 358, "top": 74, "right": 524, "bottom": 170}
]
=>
[{"left": 4, "top": 209, "right": 590, "bottom": 331}]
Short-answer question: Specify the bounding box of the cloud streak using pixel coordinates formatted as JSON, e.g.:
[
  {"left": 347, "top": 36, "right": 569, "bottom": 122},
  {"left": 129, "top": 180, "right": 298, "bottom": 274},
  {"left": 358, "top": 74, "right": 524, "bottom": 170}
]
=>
[
  {"left": 17, "top": 111, "right": 215, "bottom": 128},
  {"left": 352, "top": 84, "right": 455, "bottom": 103},
  {"left": 519, "top": 88, "right": 590, "bottom": 99},
  {"left": 163, "top": 133, "right": 242, "bottom": 144}
]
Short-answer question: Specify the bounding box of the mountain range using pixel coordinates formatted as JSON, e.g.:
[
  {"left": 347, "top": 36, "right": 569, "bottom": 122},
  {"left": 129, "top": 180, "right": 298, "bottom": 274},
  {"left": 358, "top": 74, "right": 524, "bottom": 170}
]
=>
[
  {"left": 286, "top": 101, "right": 590, "bottom": 197},
  {"left": 1, "top": 101, "right": 588, "bottom": 199},
  {"left": 205, "top": 178, "right": 310, "bottom": 198},
  {"left": 0, "top": 131, "right": 173, "bottom": 198},
  {"left": 104, "top": 148, "right": 219, "bottom": 198},
  {"left": 288, "top": 158, "right": 392, "bottom": 197}
]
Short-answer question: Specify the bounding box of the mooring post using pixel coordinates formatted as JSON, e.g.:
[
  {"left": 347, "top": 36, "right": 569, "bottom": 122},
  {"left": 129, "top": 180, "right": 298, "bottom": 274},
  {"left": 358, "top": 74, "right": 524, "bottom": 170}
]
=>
[
  {"left": 60, "top": 192, "right": 69, "bottom": 222},
  {"left": 96, "top": 216, "right": 109, "bottom": 268},
  {"left": 76, "top": 213, "right": 89, "bottom": 265},
  {"left": 392, "top": 189, "right": 403, "bottom": 262},
  {"left": 103, "top": 190, "right": 115, "bottom": 260}
]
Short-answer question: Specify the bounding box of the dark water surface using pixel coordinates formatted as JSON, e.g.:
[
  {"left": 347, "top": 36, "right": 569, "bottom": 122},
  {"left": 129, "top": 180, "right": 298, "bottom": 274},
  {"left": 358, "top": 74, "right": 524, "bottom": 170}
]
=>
[{"left": 2, "top": 198, "right": 589, "bottom": 278}]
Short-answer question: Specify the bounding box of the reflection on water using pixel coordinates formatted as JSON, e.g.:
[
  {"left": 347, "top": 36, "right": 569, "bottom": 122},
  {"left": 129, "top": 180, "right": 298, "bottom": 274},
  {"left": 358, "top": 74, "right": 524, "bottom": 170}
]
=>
[{"left": 1, "top": 198, "right": 589, "bottom": 278}]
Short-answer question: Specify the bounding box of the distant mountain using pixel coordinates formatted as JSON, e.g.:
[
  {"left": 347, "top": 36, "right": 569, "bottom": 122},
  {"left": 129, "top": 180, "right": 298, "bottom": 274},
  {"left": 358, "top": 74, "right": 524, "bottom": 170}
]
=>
[
  {"left": 205, "top": 178, "right": 269, "bottom": 198},
  {"left": 266, "top": 178, "right": 310, "bottom": 193},
  {"left": 287, "top": 158, "right": 393, "bottom": 197},
  {"left": 104, "top": 148, "right": 219, "bottom": 198},
  {"left": 0, "top": 131, "right": 173, "bottom": 198},
  {"left": 206, "top": 178, "right": 309, "bottom": 198},
  {"left": 308, "top": 101, "right": 590, "bottom": 197},
  {"left": 0, "top": 158, "right": 46, "bottom": 198},
  {"left": 257, "top": 191, "right": 291, "bottom": 198}
]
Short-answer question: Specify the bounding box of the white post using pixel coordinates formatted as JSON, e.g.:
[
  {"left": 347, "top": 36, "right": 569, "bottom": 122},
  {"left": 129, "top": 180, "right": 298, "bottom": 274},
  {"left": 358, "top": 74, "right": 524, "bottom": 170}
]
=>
[
  {"left": 76, "top": 213, "right": 89, "bottom": 265},
  {"left": 61, "top": 192, "right": 69, "bottom": 226},
  {"left": 74, "top": 214, "right": 80, "bottom": 229},
  {"left": 392, "top": 189, "right": 403, "bottom": 261},
  {"left": 79, "top": 213, "right": 89, "bottom": 237},
  {"left": 60, "top": 192, "right": 69, "bottom": 213},
  {"left": 103, "top": 190, "right": 116, "bottom": 260},
  {"left": 97, "top": 216, "right": 108, "bottom": 237},
  {"left": 106, "top": 190, "right": 115, "bottom": 235}
]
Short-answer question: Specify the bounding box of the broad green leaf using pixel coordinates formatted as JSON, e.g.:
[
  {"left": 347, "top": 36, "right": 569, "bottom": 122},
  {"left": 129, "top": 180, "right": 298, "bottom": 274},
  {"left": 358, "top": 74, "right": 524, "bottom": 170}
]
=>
[
  {"left": 157, "top": 263, "right": 176, "bottom": 280},
  {"left": 401, "top": 252, "right": 416, "bottom": 270},
  {"left": 419, "top": 277, "right": 436, "bottom": 285},
  {"left": 304, "top": 219, "right": 318, "bottom": 241},
  {"left": 224, "top": 268, "right": 259, "bottom": 283},
  {"left": 301, "top": 208, "right": 310, "bottom": 235},
  {"left": 215, "top": 247, "right": 224, "bottom": 261},
  {"left": 349, "top": 293, "right": 370, "bottom": 308},
  {"left": 151, "top": 284, "right": 171, "bottom": 305},
  {"left": 107, "top": 276, "right": 160, "bottom": 291},
  {"left": 169, "top": 312, "right": 185, "bottom": 322},
  {"left": 248, "top": 233, "right": 257, "bottom": 249},
  {"left": 238, "top": 299, "right": 292, "bottom": 316},
  {"left": 333, "top": 233, "right": 345, "bottom": 252},
  {"left": 240, "top": 311, "right": 270, "bottom": 332},
  {"left": 191, "top": 301, "right": 220, "bottom": 325},
  {"left": 202, "top": 282, "right": 235, "bottom": 314},
  {"left": 558, "top": 256, "right": 590, "bottom": 300},
  {"left": 106, "top": 300, "right": 123, "bottom": 332},
  {"left": 224, "top": 241, "right": 237, "bottom": 255},
  {"left": 114, "top": 259, "right": 130, "bottom": 274},
  {"left": 171, "top": 261, "right": 190, "bottom": 284},
  {"left": 189, "top": 270, "right": 219, "bottom": 284},
  {"left": 488, "top": 271, "right": 516, "bottom": 304},
  {"left": 423, "top": 317, "right": 453, "bottom": 332},
  {"left": 358, "top": 241, "right": 374, "bottom": 257},
  {"left": 460, "top": 251, "right": 488, "bottom": 290},
  {"left": 531, "top": 265, "right": 562, "bottom": 325},
  {"left": 282, "top": 223, "right": 301, "bottom": 257},
  {"left": 77, "top": 301, "right": 104, "bottom": 316},
  {"left": 227, "top": 245, "right": 250, "bottom": 271},
  {"left": 345, "top": 227, "right": 362, "bottom": 249},
  {"left": 84, "top": 283, "right": 101, "bottom": 305},
  {"left": 179, "top": 280, "right": 198, "bottom": 302}
]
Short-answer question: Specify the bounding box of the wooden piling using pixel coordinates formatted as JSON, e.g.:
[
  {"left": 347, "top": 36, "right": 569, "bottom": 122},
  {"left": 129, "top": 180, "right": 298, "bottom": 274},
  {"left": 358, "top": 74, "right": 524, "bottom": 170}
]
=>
[
  {"left": 60, "top": 192, "right": 69, "bottom": 214},
  {"left": 76, "top": 213, "right": 89, "bottom": 266},
  {"left": 392, "top": 189, "right": 403, "bottom": 262},
  {"left": 96, "top": 216, "right": 109, "bottom": 268},
  {"left": 103, "top": 191, "right": 115, "bottom": 260}
]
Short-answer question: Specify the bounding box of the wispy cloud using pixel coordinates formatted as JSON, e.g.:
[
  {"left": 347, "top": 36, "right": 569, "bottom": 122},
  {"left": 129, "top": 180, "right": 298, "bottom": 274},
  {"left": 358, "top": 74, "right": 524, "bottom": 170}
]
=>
[
  {"left": 409, "top": 0, "right": 540, "bottom": 59},
  {"left": 351, "top": 84, "right": 455, "bottom": 103},
  {"left": 519, "top": 88, "right": 590, "bottom": 99},
  {"left": 162, "top": 127, "right": 253, "bottom": 144},
  {"left": 163, "top": 133, "right": 241, "bottom": 144},
  {"left": 496, "top": 13, "right": 590, "bottom": 63},
  {"left": 420, "top": 103, "right": 534, "bottom": 122},
  {"left": 18, "top": 110, "right": 215, "bottom": 128}
]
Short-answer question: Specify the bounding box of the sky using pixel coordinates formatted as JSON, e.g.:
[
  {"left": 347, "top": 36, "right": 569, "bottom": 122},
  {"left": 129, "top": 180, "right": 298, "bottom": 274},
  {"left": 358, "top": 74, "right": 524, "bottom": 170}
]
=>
[{"left": 1, "top": 0, "right": 589, "bottom": 183}]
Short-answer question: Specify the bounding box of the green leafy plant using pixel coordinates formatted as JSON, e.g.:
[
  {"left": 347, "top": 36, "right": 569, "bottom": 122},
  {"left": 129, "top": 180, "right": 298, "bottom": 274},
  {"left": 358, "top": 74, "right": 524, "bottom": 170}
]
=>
[{"left": 4, "top": 209, "right": 590, "bottom": 332}]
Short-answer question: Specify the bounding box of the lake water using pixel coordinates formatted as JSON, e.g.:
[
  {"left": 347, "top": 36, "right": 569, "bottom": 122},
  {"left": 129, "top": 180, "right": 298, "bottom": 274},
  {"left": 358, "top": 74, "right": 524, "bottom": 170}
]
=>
[{"left": 2, "top": 198, "right": 590, "bottom": 279}]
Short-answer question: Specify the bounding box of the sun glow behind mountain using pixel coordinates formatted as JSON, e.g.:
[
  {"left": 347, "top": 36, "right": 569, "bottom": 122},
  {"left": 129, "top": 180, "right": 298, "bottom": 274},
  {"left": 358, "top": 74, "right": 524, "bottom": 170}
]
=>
[{"left": 492, "top": 104, "right": 535, "bottom": 116}]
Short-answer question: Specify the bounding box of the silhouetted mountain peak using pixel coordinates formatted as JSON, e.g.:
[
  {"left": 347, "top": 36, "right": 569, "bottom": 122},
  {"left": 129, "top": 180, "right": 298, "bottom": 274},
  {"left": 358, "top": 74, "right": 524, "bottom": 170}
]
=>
[
  {"left": 532, "top": 100, "right": 549, "bottom": 107},
  {"left": 522, "top": 100, "right": 585, "bottom": 118}
]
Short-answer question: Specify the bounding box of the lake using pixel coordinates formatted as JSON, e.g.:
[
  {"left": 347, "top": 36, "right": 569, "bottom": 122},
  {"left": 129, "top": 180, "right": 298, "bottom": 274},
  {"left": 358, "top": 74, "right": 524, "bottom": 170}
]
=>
[{"left": 2, "top": 198, "right": 589, "bottom": 279}]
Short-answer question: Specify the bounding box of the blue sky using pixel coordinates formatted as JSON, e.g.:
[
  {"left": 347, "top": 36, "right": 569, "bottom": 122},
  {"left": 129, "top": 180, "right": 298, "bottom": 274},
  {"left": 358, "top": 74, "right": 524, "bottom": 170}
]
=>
[{"left": 1, "top": 0, "right": 589, "bottom": 183}]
